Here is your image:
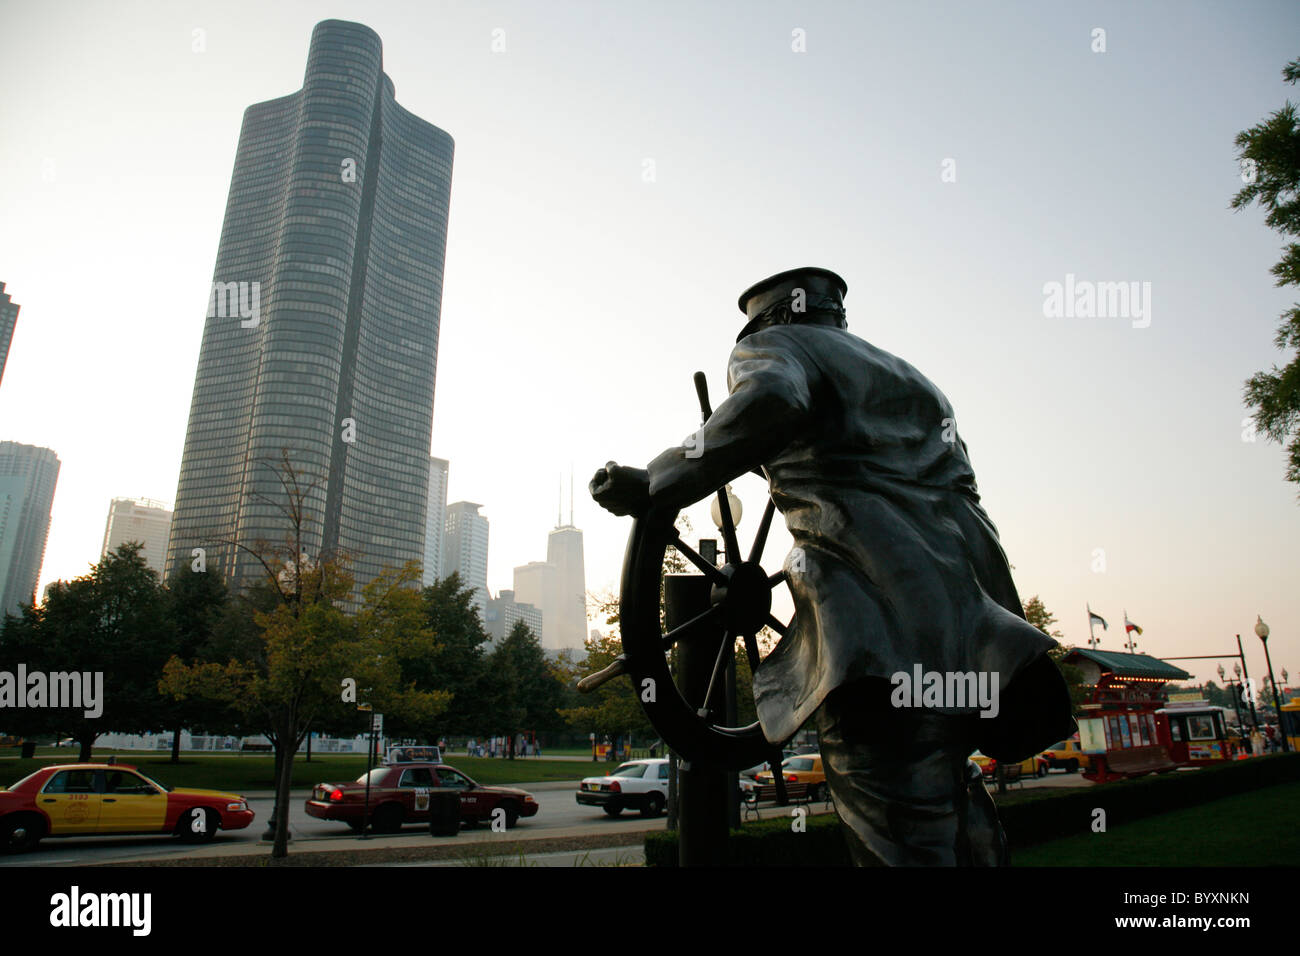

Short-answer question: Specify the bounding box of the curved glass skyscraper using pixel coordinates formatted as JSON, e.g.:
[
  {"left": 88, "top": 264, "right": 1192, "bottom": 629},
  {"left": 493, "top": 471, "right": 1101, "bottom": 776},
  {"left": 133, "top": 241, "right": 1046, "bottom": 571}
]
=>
[{"left": 167, "top": 20, "right": 453, "bottom": 597}]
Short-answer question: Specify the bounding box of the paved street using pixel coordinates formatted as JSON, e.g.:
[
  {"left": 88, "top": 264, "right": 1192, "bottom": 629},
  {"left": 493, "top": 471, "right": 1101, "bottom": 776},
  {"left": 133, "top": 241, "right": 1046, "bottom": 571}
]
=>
[{"left": 0, "top": 770, "right": 1094, "bottom": 866}]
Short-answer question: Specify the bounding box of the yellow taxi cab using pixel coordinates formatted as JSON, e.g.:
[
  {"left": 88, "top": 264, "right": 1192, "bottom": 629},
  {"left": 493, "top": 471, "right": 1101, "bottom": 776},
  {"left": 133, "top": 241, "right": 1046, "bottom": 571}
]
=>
[
  {"left": 0, "top": 763, "right": 254, "bottom": 853},
  {"left": 754, "top": 753, "right": 827, "bottom": 799},
  {"left": 1040, "top": 737, "right": 1092, "bottom": 773},
  {"left": 969, "top": 750, "right": 1048, "bottom": 779}
]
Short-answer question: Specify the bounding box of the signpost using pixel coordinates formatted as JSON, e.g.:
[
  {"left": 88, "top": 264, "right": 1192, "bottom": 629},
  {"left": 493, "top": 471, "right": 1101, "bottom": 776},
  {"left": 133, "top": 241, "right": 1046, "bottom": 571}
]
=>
[{"left": 358, "top": 705, "right": 382, "bottom": 839}]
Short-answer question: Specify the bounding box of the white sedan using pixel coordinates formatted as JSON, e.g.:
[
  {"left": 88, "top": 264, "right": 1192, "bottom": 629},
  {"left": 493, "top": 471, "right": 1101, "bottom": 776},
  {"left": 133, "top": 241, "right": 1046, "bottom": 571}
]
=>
[{"left": 575, "top": 758, "right": 669, "bottom": 818}]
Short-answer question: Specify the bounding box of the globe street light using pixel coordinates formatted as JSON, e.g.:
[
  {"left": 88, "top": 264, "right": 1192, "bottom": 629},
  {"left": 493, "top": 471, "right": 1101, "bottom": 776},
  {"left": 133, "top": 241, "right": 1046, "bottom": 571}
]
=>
[{"left": 1256, "top": 616, "right": 1288, "bottom": 752}]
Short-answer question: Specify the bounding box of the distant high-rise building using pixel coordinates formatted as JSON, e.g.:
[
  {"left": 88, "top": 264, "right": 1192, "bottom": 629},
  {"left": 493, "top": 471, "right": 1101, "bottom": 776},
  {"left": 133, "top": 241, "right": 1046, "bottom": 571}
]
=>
[
  {"left": 0, "top": 281, "right": 19, "bottom": 389},
  {"left": 165, "top": 20, "right": 454, "bottom": 602},
  {"left": 101, "top": 497, "right": 173, "bottom": 578},
  {"left": 512, "top": 560, "right": 557, "bottom": 646},
  {"left": 483, "top": 588, "right": 543, "bottom": 643},
  {"left": 546, "top": 522, "right": 588, "bottom": 651},
  {"left": 422, "top": 457, "right": 449, "bottom": 585},
  {"left": 513, "top": 489, "right": 587, "bottom": 651},
  {"left": 443, "top": 501, "right": 488, "bottom": 616},
  {"left": 0, "top": 442, "right": 60, "bottom": 616}
]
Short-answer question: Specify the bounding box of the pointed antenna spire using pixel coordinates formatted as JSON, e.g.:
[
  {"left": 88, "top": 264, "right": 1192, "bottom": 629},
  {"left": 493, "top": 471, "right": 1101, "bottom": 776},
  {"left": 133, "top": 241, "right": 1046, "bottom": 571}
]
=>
[{"left": 570, "top": 464, "right": 574, "bottom": 526}]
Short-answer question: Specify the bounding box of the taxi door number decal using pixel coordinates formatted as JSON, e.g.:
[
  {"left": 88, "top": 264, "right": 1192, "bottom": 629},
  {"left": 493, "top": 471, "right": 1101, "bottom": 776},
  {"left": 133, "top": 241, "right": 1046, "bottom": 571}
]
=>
[{"left": 414, "top": 788, "right": 431, "bottom": 812}]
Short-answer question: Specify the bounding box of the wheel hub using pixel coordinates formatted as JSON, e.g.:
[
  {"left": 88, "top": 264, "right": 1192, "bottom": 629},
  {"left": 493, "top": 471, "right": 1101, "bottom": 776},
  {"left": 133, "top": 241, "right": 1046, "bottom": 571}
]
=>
[{"left": 710, "top": 561, "right": 772, "bottom": 636}]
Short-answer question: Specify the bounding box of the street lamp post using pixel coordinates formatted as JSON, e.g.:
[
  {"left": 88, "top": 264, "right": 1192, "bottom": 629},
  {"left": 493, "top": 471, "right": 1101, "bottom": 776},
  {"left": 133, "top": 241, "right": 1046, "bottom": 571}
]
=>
[
  {"left": 709, "top": 485, "right": 744, "bottom": 831},
  {"left": 1256, "top": 616, "right": 1288, "bottom": 753},
  {"left": 1236, "top": 634, "right": 1260, "bottom": 732}
]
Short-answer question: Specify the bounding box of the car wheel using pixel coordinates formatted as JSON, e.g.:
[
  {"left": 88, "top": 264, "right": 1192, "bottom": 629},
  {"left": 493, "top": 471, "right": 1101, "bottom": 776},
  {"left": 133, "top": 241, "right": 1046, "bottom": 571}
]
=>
[
  {"left": 603, "top": 804, "right": 623, "bottom": 818},
  {"left": 499, "top": 802, "right": 520, "bottom": 829},
  {"left": 1066, "top": 759, "right": 1079, "bottom": 773},
  {"left": 179, "top": 807, "right": 218, "bottom": 843},
  {"left": 370, "top": 804, "right": 404, "bottom": 835},
  {"left": 0, "top": 814, "right": 45, "bottom": 854},
  {"left": 641, "top": 793, "right": 664, "bottom": 818}
]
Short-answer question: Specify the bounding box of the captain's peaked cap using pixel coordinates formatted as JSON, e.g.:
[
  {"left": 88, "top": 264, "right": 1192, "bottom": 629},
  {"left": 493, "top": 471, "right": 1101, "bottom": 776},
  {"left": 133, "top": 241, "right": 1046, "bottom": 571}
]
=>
[{"left": 735, "top": 267, "right": 848, "bottom": 342}]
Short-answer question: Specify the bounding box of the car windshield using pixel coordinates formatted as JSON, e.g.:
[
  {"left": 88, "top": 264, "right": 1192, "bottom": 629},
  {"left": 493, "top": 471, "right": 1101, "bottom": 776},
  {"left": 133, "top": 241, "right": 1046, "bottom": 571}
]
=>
[
  {"left": 132, "top": 769, "right": 172, "bottom": 792},
  {"left": 5, "top": 770, "right": 44, "bottom": 790},
  {"left": 611, "top": 764, "right": 647, "bottom": 778}
]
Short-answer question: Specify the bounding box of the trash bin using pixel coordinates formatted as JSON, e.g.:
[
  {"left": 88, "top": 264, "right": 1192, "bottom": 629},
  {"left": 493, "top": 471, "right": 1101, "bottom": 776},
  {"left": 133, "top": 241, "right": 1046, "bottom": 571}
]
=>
[{"left": 427, "top": 789, "right": 460, "bottom": 838}]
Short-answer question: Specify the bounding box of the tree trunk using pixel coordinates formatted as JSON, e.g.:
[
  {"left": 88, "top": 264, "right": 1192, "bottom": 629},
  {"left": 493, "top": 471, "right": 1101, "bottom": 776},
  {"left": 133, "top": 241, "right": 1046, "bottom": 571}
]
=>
[
  {"left": 272, "top": 736, "right": 295, "bottom": 859},
  {"left": 78, "top": 731, "right": 94, "bottom": 763},
  {"left": 171, "top": 725, "right": 182, "bottom": 763}
]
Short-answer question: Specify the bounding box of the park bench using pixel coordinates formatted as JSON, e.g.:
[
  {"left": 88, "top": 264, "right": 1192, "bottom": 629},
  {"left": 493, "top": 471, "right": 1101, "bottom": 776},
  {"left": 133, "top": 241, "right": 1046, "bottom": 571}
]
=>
[
  {"left": 1102, "top": 745, "right": 1178, "bottom": 777},
  {"left": 995, "top": 763, "right": 1023, "bottom": 789},
  {"left": 741, "top": 782, "right": 833, "bottom": 820}
]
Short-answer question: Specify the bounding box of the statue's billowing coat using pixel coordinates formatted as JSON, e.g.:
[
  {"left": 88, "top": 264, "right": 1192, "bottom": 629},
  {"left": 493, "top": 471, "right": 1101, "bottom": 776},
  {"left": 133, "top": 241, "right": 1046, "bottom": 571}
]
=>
[{"left": 647, "top": 324, "right": 1067, "bottom": 748}]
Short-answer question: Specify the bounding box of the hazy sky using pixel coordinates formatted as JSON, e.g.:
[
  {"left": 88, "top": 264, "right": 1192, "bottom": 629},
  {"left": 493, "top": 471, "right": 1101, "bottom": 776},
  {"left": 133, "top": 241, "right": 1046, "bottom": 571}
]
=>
[{"left": 1, "top": 0, "right": 1297, "bottom": 687}]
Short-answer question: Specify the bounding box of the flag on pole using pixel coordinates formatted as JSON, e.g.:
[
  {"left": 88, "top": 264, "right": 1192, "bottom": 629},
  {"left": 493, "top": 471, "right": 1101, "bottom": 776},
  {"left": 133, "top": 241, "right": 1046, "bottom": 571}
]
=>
[
  {"left": 1088, "top": 605, "right": 1108, "bottom": 630},
  {"left": 1124, "top": 612, "right": 1142, "bottom": 636}
]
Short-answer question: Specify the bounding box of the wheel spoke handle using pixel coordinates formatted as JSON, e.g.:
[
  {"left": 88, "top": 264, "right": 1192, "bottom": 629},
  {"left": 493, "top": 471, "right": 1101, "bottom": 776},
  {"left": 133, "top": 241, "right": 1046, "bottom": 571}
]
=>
[
  {"left": 577, "top": 654, "right": 628, "bottom": 694},
  {"left": 765, "top": 615, "right": 788, "bottom": 637}
]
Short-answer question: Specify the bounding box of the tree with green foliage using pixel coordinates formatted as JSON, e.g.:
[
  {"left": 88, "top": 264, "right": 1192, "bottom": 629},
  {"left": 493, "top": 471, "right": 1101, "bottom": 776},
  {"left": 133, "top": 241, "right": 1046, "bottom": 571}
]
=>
[
  {"left": 408, "top": 572, "right": 494, "bottom": 742},
  {"left": 1234, "top": 56, "right": 1300, "bottom": 494},
  {"left": 485, "top": 620, "right": 565, "bottom": 758},
  {"left": 159, "top": 566, "right": 233, "bottom": 762},
  {"left": 159, "top": 452, "right": 447, "bottom": 859},
  {"left": 0, "top": 544, "right": 171, "bottom": 760}
]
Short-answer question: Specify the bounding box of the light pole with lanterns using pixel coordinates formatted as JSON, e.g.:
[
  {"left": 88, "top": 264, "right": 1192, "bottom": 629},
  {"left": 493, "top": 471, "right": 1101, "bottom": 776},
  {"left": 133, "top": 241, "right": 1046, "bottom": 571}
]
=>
[{"left": 1219, "top": 663, "right": 1245, "bottom": 732}]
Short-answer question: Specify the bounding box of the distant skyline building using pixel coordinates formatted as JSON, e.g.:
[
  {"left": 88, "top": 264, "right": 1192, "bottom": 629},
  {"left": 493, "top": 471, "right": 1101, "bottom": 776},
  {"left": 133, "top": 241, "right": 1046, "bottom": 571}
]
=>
[
  {"left": 512, "top": 559, "right": 557, "bottom": 646},
  {"left": 0, "top": 281, "right": 19, "bottom": 389},
  {"left": 101, "top": 497, "right": 173, "bottom": 578},
  {"left": 443, "top": 501, "right": 488, "bottom": 616},
  {"left": 546, "top": 522, "right": 588, "bottom": 651},
  {"left": 165, "top": 19, "right": 454, "bottom": 601},
  {"left": 483, "top": 588, "right": 543, "bottom": 643},
  {"left": 0, "top": 442, "right": 60, "bottom": 616},
  {"left": 513, "top": 493, "right": 588, "bottom": 651},
  {"left": 422, "top": 456, "right": 449, "bottom": 585}
]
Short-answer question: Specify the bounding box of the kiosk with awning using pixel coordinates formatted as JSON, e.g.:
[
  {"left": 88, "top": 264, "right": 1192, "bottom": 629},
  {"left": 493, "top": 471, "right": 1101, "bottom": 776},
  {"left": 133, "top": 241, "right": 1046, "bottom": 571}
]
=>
[{"left": 1064, "top": 649, "right": 1192, "bottom": 782}]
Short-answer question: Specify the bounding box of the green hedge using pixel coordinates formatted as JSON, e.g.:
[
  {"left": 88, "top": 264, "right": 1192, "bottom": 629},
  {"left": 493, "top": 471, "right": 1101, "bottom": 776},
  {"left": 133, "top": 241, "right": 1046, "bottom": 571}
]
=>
[
  {"left": 644, "top": 754, "right": 1300, "bottom": 865},
  {"left": 999, "top": 752, "right": 1300, "bottom": 851}
]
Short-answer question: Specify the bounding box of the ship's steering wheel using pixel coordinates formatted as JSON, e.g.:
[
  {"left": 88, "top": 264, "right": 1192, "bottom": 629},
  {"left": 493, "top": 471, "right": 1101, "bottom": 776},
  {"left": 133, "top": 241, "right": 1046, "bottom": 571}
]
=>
[{"left": 581, "top": 373, "right": 796, "bottom": 773}]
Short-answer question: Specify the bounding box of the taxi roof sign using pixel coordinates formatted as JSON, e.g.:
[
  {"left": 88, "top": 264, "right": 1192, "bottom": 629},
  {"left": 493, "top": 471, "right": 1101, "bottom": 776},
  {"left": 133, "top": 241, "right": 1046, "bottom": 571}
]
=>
[{"left": 385, "top": 745, "right": 442, "bottom": 765}]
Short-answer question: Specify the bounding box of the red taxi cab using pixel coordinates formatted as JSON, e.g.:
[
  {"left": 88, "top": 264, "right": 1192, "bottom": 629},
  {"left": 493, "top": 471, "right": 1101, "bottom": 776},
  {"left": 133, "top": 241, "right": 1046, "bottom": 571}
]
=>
[
  {"left": 305, "top": 748, "right": 538, "bottom": 833},
  {"left": 0, "top": 762, "right": 254, "bottom": 853}
]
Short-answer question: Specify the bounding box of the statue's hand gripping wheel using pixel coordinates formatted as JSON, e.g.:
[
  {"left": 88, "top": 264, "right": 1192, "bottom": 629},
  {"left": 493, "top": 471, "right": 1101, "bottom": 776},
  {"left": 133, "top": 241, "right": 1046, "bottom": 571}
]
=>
[{"left": 583, "top": 372, "right": 794, "bottom": 773}]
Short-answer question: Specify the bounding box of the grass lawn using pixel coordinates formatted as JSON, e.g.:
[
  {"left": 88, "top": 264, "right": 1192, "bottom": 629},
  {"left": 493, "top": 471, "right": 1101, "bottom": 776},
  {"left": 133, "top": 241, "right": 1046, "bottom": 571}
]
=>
[
  {"left": 1012, "top": 781, "right": 1300, "bottom": 866},
  {"left": 0, "top": 752, "right": 606, "bottom": 791}
]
